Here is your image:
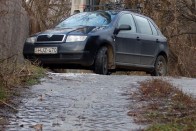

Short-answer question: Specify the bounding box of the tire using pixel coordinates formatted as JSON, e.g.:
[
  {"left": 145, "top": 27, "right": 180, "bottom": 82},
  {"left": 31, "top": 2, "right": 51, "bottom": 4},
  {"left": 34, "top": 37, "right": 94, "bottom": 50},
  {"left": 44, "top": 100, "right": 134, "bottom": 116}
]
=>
[
  {"left": 94, "top": 47, "right": 108, "bottom": 75},
  {"left": 151, "top": 55, "right": 167, "bottom": 76}
]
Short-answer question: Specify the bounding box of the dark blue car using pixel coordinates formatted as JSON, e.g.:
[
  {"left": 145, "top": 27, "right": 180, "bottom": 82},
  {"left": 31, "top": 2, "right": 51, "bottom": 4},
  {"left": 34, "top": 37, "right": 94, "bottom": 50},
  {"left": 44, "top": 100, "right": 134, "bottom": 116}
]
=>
[{"left": 23, "top": 10, "right": 168, "bottom": 76}]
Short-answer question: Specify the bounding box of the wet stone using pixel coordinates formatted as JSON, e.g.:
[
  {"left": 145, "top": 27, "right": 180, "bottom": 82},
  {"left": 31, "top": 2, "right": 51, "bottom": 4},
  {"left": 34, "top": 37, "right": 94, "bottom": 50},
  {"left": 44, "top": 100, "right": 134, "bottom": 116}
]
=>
[{"left": 4, "top": 73, "right": 147, "bottom": 130}]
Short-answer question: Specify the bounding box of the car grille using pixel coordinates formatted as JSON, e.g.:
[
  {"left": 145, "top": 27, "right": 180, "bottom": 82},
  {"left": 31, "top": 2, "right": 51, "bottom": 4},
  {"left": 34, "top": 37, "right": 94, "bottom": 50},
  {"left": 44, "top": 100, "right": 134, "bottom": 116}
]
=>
[{"left": 36, "top": 34, "right": 65, "bottom": 43}]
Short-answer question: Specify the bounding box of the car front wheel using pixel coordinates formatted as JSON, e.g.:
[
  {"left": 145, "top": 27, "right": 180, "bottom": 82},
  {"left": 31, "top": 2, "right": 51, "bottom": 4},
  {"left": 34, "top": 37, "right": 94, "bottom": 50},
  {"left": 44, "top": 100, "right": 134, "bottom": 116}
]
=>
[
  {"left": 94, "top": 47, "right": 108, "bottom": 75},
  {"left": 151, "top": 55, "right": 167, "bottom": 76}
]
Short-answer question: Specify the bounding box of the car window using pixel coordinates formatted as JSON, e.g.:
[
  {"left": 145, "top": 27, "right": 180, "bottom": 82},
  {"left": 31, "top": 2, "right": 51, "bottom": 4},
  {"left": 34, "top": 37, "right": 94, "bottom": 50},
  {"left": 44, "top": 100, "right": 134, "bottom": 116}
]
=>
[
  {"left": 56, "top": 11, "right": 116, "bottom": 28},
  {"left": 117, "top": 14, "right": 136, "bottom": 33},
  {"left": 134, "top": 15, "right": 152, "bottom": 35},
  {"left": 149, "top": 21, "right": 158, "bottom": 35}
]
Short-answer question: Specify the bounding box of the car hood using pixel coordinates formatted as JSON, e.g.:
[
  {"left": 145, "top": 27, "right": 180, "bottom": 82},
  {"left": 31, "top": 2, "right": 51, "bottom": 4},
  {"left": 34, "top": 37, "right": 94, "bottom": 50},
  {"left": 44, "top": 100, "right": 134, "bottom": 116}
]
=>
[{"left": 40, "top": 26, "right": 107, "bottom": 35}]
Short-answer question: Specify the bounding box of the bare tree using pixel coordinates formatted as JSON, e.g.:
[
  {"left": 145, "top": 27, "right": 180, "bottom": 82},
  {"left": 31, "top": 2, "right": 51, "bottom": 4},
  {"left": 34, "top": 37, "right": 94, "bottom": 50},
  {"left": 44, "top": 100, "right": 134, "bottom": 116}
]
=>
[
  {"left": 124, "top": 0, "right": 196, "bottom": 77},
  {"left": 22, "top": 0, "right": 71, "bottom": 35}
]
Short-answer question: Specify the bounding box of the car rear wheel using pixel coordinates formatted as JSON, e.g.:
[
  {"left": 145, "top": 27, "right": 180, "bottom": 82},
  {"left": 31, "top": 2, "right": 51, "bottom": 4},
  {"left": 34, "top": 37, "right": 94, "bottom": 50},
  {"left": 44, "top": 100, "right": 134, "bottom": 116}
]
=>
[
  {"left": 151, "top": 55, "right": 167, "bottom": 76},
  {"left": 94, "top": 47, "right": 108, "bottom": 75}
]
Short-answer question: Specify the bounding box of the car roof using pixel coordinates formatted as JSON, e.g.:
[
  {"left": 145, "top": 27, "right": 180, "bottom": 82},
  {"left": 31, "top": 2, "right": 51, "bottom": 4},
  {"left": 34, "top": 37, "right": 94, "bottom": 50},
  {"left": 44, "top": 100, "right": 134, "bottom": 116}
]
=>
[
  {"left": 88, "top": 10, "right": 151, "bottom": 20},
  {"left": 90, "top": 10, "right": 162, "bottom": 34}
]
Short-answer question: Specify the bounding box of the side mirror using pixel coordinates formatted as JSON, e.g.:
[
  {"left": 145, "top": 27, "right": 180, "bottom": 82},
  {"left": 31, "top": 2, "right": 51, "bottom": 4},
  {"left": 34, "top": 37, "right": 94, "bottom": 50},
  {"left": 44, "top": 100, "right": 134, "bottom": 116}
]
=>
[
  {"left": 114, "top": 25, "right": 132, "bottom": 35},
  {"left": 73, "top": 10, "right": 80, "bottom": 15}
]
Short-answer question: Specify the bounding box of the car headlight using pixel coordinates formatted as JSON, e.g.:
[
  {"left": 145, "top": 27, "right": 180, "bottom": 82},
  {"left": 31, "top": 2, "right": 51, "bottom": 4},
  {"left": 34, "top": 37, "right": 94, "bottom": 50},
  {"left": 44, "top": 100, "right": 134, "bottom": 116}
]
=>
[
  {"left": 26, "top": 37, "right": 37, "bottom": 43},
  {"left": 66, "top": 35, "right": 87, "bottom": 42}
]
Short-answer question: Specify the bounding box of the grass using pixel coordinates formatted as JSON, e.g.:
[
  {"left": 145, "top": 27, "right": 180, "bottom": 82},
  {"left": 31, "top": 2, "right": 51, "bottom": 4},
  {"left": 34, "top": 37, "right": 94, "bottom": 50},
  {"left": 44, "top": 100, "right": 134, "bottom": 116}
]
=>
[
  {"left": 130, "top": 79, "right": 196, "bottom": 131},
  {"left": 0, "top": 60, "right": 46, "bottom": 100},
  {"left": 21, "top": 63, "right": 46, "bottom": 86},
  {"left": 0, "top": 86, "right": 7, "bottom": 100}
]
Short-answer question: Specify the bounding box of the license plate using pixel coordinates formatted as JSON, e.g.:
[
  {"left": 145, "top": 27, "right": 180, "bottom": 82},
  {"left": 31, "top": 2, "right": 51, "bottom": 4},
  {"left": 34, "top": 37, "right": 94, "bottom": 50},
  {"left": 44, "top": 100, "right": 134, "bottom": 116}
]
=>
[{"left": 34, "top": 47, "right": 58, "bottom": 54}]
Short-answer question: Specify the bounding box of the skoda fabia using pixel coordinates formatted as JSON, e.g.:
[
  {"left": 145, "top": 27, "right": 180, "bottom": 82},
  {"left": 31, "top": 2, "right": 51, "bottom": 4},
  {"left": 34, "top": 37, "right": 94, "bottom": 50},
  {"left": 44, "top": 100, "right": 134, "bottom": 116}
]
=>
[{"left": 23, "top": 10, "right": 168, "bottom": 76}]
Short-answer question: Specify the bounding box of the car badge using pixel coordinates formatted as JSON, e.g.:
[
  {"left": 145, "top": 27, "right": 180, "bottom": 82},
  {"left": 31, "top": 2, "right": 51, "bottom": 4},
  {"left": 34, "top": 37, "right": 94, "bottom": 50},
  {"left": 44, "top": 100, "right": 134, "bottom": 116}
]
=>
[{"left": 47, "top": 34, "right": 53, "bottom": 38}]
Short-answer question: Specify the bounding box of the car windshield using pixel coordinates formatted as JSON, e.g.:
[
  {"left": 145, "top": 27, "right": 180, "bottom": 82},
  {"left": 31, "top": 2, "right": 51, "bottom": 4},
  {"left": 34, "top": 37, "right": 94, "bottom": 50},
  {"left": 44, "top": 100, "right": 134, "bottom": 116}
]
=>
[{"left": 56, "top": 11, "right": 117, "bottom": 28}]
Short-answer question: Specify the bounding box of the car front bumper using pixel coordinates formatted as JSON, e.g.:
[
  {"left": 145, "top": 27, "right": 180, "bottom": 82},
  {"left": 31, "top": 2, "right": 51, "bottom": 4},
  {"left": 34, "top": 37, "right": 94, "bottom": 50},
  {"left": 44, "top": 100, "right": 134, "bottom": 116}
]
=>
[{"left": 23, "top": 42, "right": 95, "bottom": 67}]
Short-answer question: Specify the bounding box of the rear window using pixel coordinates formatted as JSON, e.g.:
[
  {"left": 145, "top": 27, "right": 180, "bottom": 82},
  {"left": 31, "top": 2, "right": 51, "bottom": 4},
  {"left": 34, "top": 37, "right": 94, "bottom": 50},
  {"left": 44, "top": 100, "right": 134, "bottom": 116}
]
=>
[{"left": 134, "top": 15, "right": 152, "bottom": 35}]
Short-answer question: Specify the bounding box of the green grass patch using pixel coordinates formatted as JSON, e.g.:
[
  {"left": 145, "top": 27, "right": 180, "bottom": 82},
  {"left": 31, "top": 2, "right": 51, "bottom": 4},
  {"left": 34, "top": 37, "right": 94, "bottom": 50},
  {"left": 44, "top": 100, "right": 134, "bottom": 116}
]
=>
[
  {"left": 0, "top": 60, "right": 46, "bottom": 100},
  {"left": 132, "top": 79, "right": 196, "bottom": 131},
  {"left": 147, "top": 122, "right": 196, "bottom": 131},
  {"left": 147, "top": 124, "right": 184, "bottom": 131},
  {"left": 21, "top": 64, "right": 46, "bottom": 86},
  {"left": 0, "top": 85, "right": 7, "bottom": 100}
]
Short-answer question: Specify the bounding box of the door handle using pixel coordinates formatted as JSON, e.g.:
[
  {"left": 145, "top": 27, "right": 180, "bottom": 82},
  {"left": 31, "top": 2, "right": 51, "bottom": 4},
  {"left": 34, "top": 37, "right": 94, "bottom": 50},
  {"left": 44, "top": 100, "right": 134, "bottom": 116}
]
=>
[
  {"left": 137, "top": 37, "right": 140, "bottom": 41},
  {"left": 156, "top": 39, "right": 160, "bottom": 43}
]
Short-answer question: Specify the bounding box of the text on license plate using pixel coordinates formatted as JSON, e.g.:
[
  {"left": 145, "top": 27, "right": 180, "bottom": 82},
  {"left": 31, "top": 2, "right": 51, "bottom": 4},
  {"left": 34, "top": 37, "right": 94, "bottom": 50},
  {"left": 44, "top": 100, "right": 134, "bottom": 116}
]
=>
[{"left": 34, "top": 47, "right": 58, "bottom": 54}]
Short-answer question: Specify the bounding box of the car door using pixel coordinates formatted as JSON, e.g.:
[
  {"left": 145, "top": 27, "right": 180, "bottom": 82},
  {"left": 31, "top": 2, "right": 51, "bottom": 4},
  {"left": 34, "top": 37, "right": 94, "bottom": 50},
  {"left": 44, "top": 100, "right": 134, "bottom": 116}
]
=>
[
  {"left": 115, "top": 13, "right": 141, "bottom": 65},
  {"left": 133, "top": 15, "right": 159, "bottom": 66}
]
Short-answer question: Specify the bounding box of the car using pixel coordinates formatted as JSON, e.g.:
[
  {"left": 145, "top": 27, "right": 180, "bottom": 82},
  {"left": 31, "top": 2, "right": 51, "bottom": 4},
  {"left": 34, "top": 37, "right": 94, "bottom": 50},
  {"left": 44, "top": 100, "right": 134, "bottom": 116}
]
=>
[{"left": 23, "top": 10, "right": 168, "bottom": 76}]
